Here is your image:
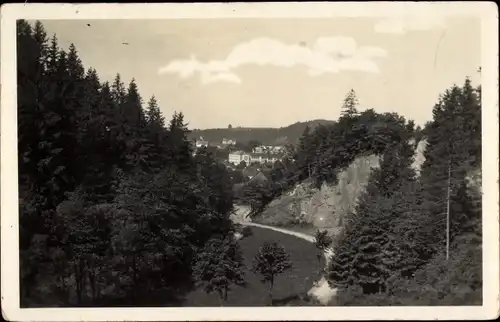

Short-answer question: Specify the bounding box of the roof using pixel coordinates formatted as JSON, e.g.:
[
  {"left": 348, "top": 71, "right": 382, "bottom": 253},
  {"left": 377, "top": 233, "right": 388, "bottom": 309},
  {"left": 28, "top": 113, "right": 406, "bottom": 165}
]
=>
[
  {"left": 251, "top": 152, "right": 279, "bottom": 158},
  {"left": 242, "top": 166, "right": 260, "bottom": 178},
  {"left": 229, "top": 150, "right": 248, "bottom": 156},
  {"left": 248, "top": 171, "right": 269, "bottom": 184}
]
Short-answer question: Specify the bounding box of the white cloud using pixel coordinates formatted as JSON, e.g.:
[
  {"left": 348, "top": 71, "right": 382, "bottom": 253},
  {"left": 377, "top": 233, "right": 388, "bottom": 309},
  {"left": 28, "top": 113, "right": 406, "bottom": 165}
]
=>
[
  {"left": 158, "top": 37, "right": 387, "bottom": 84},
  {"left": 374, "top": 15, "right": 446, "bottom": 34},
  {"left": 202, "top": 71, "right": 242, "bottom": 85}
]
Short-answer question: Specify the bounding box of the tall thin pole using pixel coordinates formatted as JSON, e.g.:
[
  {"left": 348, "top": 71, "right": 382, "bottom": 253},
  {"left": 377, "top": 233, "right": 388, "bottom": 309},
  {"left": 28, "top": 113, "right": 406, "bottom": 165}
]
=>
[{"left": 446, "top": 157, "right": 451, "bottom": 260}]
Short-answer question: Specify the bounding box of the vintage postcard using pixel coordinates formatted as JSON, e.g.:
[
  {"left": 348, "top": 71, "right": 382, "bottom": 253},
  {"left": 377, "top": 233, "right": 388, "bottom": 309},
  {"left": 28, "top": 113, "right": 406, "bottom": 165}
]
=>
[{"left": 1, "top": 2, "right": 499, "bottom": 321}]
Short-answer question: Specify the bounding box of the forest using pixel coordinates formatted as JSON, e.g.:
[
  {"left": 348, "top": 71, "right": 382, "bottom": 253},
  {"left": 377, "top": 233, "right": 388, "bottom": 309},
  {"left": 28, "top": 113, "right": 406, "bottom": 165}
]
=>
[
  {"left": 17, "top": 19, "right": 482, "bottom": 307},
  {"left": 243, "top": 84, "right": 482, "bottom": 305},
  {"left": 17, "top": 20, "right": 239, "bottom": 307},
  {"left": 188, "top": 119, "right": 335, "bottom": 146}
]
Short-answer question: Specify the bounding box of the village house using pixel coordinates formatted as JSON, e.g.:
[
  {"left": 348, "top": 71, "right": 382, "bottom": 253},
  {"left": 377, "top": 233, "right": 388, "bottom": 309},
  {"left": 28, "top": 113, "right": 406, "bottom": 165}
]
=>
[
  {"left": 253, "top": 146, "right": 265, "bottom": 154},
  {"left": 270, "top": 145, "right": 285, "bottom": 154},
  {"left": 228, "top": 149, "right": 281, "bottom": 165},
  {"left": 250, "top": 153, "right": 279, "bottom": 164},
  {"left": 252, "top": 145, "right": 285, "bottom": 155},
  {"left": 222, "top": 138, "right": 236, "bottom": 146},
  {"left": 228, "top": 150, "right": 251, "bottom": 165},
  {"left": 242, "top": 165, "right": 260, "bottom": 180},
  {"left": 195, "top": 136, "right": 209, "bottom": 148}
]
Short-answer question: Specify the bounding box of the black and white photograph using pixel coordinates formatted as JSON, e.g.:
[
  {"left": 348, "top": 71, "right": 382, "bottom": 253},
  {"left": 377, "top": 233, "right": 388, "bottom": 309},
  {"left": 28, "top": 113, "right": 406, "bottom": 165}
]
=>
[{"left": 1, "top": 2, "right": 498, "bottom": 321}]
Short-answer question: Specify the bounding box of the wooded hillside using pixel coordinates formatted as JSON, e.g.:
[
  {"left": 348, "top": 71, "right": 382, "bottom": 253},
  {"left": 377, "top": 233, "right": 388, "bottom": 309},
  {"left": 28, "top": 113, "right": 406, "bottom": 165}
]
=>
[
  {"left": 188, "top": 119, "right": 335, "bottom": 146},
  {"left": 240, "top": 83, "right": 482, "bottom": 305},
  {"left": 17, "top": 20, "right": 236, "bottom": 307}
]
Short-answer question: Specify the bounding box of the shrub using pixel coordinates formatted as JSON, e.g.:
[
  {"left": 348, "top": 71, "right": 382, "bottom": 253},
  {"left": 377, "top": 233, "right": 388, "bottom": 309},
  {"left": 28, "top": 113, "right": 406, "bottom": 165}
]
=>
[{"left": 241, "top": 226, "right": 253, "bottom": 237}]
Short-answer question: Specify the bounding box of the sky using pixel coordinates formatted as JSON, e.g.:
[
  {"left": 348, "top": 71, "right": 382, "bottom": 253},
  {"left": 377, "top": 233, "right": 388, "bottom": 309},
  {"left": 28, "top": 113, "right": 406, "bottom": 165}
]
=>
[{"left": 38, "top": 16, "right": 481, "bottom": 129}]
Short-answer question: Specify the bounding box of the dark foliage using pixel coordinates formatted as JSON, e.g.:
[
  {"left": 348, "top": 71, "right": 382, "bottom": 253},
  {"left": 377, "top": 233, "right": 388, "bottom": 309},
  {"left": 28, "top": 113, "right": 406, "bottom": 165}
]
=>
[
  {"left": 18, "top": 20, "right": 237, "bottom": 307},
  {"left": 252, "top": 241, "right": 293, "bottom": 306},
  {"left": 326, "top": 79, "right": 482, "bottom": 305}
]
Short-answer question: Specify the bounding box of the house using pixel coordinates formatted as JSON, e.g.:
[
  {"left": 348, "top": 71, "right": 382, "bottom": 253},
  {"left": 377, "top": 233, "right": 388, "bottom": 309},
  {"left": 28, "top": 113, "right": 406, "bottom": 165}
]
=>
[
  {"left": 249, "top": 171, "right": 270, "bottom": 184},
  {"left": 248, "top": 152, "right": 279, "bottom": 164},
  {"left": 195, "top": 136, "right": 208, "bottom": 148},
  {"left": 228, "top": 150, "right": 251, "bottom": 165},
  {"left": 229, "top": 149, "right": 283, "bottom": 165},
  {"left": 242, "top": 165, "right": 261, "bottom": 179},
  {"left": 252, "top": 145, "right": 284, "bottom": 155},
  {"left": 222, "top": 138, "right": 236, "bottom": 146},
  {"left": 270, "top": 146, "right": 285, "bottom": 154},
  {"left": 253, "top": 146, "right": 265, "bottom": 154}
]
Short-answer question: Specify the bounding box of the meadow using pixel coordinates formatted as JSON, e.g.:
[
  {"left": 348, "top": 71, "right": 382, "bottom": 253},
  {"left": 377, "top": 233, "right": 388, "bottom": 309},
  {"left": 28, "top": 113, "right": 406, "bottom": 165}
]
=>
[{"left": 184, "top": 226, "right": 322, "bottom": 306}]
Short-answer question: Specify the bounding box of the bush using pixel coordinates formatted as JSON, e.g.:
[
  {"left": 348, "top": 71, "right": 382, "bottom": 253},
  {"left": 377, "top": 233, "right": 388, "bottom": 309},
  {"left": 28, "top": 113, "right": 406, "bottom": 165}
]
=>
[{"left": 241, "top": 226, "right": 253, "bottom": 237}]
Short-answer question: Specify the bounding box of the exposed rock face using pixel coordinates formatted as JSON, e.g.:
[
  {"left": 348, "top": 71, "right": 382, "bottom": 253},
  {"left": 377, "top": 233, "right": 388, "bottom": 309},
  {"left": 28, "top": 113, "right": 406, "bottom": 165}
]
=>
[
  {"left": 253, "top": 138, "right": 428, "bottom": 232},
  {"left": 255, "top": 154, "right": 380, "bottom": 231},
  {"left": 412, "top": 139, "right": 427, "bottom": 176}
]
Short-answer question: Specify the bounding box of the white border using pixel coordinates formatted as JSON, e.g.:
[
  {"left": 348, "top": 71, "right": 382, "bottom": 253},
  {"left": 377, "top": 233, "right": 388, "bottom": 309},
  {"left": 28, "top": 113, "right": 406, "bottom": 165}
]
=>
[{"left": 1, "top": 2, "right": 499, "bottom": 321}]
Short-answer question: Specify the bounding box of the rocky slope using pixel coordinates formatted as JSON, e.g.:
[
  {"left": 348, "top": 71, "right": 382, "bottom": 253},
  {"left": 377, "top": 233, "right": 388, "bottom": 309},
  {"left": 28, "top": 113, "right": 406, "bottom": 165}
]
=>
[
  {"left": 252, "top": 139, "right": 428, "bottom": 235},
  {"left": 253, "top": 154, "right": 380, "bottom": 232}
]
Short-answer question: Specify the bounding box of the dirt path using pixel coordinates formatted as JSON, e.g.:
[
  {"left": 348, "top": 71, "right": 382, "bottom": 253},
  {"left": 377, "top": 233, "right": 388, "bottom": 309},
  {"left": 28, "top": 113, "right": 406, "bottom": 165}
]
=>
[{"left": 240, "top": 221, "right": 316, "bottom": 243}]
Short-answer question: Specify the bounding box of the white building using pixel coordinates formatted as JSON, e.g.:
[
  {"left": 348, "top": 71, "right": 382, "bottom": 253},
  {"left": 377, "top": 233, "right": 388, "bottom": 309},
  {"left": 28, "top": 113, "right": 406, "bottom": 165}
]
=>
[
  {"left": 228, "top": 151, "right": 251, "bottom": 165},
  {"left": 251, "top": 153, "right": 278, "bottom": 164},
  {"left": 222, "top": 138, "right": 236, "bottom": 146},
  {"left": 195, "top": 136, "right": 208, "bottom": 148},
  {"left": 253, "top": 146, "right": 265, "bottom": 154},
  {"left": 229, "top": 149, "right": 283, "bottom": 166},
  {"left": 252, "top": 145, "right": 284, "bottom": 155},
  {"left": 270, "top": 146, "right": 284, "bottom": 154}
]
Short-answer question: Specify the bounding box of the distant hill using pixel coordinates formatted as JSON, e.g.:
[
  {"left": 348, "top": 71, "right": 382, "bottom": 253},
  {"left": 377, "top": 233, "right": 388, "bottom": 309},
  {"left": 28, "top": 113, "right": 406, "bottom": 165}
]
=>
[{"left": 188, "top": 119, "right": 335, "bottom": 146}]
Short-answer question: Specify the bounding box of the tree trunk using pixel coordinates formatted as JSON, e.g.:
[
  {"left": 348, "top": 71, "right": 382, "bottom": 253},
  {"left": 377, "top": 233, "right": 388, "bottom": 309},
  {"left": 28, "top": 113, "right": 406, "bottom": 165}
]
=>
[
  {"left": 61, "top": 271, "right": 67, "bottom": 302},
  {"left": 73, "top": 260, "right": 82, "bottom": 305},
  {"left": 446, "top": 158, "right": 451, "bottom": 261},
  {"left": 268, "top": 277, "right": 274, "bottom": 306},
  {"left": 218, "top": 289, "right": 225, "bottom": 307},
  {"left": 317, "top": 253, "right": 322, "bottom": 278},
  {"left": 87, "top": 259, "right": 96, "bottom": 302},
  {"left": 132, "top": 255, "right": 138, "bottom": 299}
]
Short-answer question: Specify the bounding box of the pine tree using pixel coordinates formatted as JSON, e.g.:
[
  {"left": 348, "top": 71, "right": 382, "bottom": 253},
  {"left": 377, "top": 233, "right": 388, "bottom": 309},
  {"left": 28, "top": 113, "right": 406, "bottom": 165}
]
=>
[
  {"left": 145, "top": 95, "right": 165, "bottom": 129},
  {"left": 313, "top": 230, "right": 332, "bottom": 277},
  {"left": 167, "top": 112, "right": 193, "bottom": 170},
  {"left": 67, "top": 43, "right": 85, "bottom": 81},
  {"left": 326, "top": 236, "right": 357, "bottom": 289},
  {"left": 46, "top": 34, "right": 60, "bottom": 76},
  {"left": 111, "top": 73, "right": 126, "bottom": 107},
  {"left": 123, "top": 78, "right": 146, "bottom": 129},
  {"left": 340, "top": 89, "right": 359, "bottom": 118}
]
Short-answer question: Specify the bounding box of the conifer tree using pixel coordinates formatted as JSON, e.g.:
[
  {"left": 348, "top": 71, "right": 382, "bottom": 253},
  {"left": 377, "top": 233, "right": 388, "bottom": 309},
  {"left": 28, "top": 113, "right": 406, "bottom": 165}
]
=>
[
  {"left": 313, "top": 230, "right": 332, "bottom": 277},
  {"left": 67, "top": 43, "right": 85, "bottom": 81},
  {"left": 340, "top": 89, "right": 359, "bottom": 118},
  {"left": 111, "top": 73, "right": 126, "bottom": 108},
  {"left": 123, "top": 78, "right": 146, "bottom": 129},
  {"left": 145, "top": 95, "right": 165, "bottom": 129}
]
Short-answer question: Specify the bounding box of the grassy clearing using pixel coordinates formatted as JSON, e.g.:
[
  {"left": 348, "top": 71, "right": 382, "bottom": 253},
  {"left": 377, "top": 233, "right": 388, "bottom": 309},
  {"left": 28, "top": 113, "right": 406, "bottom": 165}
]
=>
[{"left": 183, "top": 226, "right": 323, "bottom": 306}]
